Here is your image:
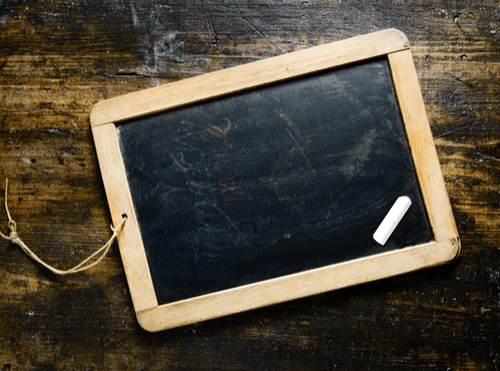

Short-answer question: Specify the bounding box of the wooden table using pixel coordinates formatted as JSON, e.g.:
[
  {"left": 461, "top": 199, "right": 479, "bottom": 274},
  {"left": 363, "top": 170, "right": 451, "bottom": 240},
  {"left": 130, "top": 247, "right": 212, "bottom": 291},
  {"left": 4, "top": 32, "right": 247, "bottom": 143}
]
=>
[{"left": 1, "top": 1, "right": 499, "bottom": 369}]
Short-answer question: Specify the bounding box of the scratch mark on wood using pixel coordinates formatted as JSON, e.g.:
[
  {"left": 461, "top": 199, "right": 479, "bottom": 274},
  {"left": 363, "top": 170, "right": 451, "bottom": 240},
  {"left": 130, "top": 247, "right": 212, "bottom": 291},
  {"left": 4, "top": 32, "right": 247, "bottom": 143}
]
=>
[
  {"left": 240, "top": 16, "right": 283, "bottom": 55},
  {"left": 433, "top": 121, "right": 482, "bottom": 139},
  {"left": 447, "top": 73, "right": 487, "bottom": 97},
  {"left": 201, "top": 0, "right": 219, "bottom": 56},
  {"left": 228, "top": 0, "right": 283, "bottom": 55},
  {"left": 453, "top": 13, "right": 473, "bottom": 41}
]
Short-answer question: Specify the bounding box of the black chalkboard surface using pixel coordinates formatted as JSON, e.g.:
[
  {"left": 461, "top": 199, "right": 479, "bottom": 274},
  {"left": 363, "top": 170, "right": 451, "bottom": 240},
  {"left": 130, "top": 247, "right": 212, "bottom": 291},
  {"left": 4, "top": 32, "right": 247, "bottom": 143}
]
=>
[
  {"left": 117, "top": 58, "right": 432, "bottom": 305},
  {"left": 91, "top": 29, "right": 459, "bottom": 331}
]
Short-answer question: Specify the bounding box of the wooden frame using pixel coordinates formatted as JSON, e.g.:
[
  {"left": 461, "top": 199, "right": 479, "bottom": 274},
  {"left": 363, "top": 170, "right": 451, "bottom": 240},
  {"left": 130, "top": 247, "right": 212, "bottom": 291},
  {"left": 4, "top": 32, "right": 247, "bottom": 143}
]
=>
[{"left": 90, "top": 29, "right": 460, "bottom": 332}]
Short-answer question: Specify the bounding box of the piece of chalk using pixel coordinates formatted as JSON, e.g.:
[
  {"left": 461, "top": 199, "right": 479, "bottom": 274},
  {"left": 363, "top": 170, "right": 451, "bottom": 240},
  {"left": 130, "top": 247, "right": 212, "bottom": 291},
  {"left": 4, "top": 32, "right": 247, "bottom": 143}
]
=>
[{"left": 373, "top": 196, "right": 412, "bottom": 246}]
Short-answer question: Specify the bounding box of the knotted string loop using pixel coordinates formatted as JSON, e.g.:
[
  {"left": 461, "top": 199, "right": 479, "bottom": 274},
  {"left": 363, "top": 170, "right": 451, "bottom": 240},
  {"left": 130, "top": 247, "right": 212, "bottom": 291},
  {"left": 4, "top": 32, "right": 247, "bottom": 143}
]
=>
[{"left": 0, "top": 178, "right": 126, "bottom": 275}]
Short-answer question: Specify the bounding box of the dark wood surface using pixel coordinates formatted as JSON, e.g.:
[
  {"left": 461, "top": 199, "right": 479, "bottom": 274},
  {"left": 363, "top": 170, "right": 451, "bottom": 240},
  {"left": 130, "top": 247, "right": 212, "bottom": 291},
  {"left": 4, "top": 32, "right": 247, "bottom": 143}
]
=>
[{"left": 0, "top": 1, "right": 498, "bottom": 369}]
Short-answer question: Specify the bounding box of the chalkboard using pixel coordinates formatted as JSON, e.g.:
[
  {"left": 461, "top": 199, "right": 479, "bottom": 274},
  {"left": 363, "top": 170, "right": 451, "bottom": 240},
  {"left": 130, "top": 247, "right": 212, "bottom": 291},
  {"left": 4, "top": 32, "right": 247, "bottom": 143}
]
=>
[
  {"left": 117, "top": 58, "right": 431, "bottom": 304},
  {"left": 91, "top": 29, "right": 460, "bottom": 331}
]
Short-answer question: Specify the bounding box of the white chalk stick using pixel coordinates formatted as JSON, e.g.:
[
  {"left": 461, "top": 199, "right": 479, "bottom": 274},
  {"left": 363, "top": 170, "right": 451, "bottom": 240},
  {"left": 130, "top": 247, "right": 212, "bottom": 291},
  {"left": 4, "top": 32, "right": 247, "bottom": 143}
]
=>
[{"left": 373, "top": 196, "right": 412, "bottom": 246}]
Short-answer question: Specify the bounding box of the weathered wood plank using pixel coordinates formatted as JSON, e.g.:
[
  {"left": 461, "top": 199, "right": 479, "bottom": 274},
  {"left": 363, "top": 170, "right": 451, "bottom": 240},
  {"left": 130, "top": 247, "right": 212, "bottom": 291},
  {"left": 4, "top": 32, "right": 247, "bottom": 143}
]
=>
[{"left": 0, "top": 0, "right": 499, "bottom": 369}]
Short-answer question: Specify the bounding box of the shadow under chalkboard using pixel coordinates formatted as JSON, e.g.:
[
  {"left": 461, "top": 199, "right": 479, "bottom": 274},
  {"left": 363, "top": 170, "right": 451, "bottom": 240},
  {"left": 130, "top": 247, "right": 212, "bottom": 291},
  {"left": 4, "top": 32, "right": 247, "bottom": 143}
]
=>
[{"left": 117, "top": 57, "right": 433, "bottom": 305}]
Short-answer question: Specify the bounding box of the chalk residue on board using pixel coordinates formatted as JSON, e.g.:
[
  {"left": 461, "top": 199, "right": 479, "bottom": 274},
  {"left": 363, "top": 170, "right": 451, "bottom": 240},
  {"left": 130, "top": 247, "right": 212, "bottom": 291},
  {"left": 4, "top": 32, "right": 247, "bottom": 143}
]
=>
[{"left": 339, "top": 128, "right": 377, "bottom": 181}]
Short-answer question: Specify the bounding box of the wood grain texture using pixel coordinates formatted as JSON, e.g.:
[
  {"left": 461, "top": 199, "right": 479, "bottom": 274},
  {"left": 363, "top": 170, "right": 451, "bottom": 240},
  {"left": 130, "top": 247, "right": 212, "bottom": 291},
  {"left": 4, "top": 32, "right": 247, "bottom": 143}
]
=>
[
  {"left": 109, "top": 50, "right": 449, "bottom": 329},
  {"left": 388, "top": 49, "right": 459, "bottom": 243},
  {"left": 0, "top": 0, "right": 499, "bottom": 369},
  {"left": 138, "top": 239, "right": 460, "bottom": 332},
  {"left": 90, "top": 28, "right": 409, "bottom": 126},
  {"left": 92, "top": 123, "right": 157, "bottom": 312}
]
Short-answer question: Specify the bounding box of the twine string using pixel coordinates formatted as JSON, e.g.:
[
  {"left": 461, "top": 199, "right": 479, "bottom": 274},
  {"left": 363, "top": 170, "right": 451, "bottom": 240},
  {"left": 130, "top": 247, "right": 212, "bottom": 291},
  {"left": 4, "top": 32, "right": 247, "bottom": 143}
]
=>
[{"left": 0, "top": 179, "right": 126, "bottom": 275}]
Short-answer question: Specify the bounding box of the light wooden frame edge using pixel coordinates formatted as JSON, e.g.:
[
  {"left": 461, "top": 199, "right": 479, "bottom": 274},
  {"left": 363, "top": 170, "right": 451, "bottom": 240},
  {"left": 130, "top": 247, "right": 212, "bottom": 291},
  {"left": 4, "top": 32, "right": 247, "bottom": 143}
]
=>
[
  {"left": 92, "top": 123, "right": 158, "bottom": 312},
  {"left": 90, "top": 29, "right": 460, "bottom": 332},
  {"left": 90, "top": 29, "right": 409, "bottom": 127},
  {"left": 136, "top": 238, "right": 459, "bottom": 332},
  {"left": 387, "top": 50, "right": 459, "bottom": 244}
]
